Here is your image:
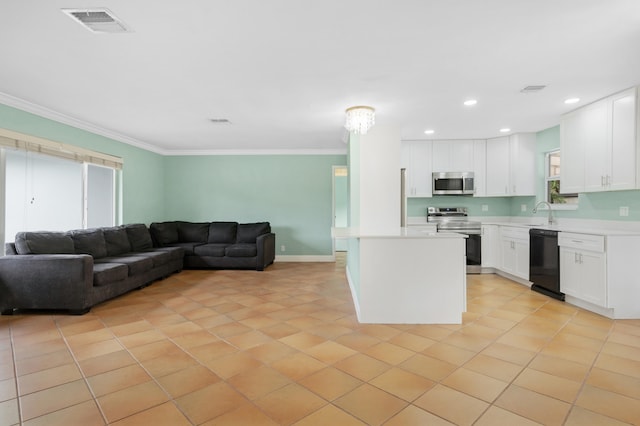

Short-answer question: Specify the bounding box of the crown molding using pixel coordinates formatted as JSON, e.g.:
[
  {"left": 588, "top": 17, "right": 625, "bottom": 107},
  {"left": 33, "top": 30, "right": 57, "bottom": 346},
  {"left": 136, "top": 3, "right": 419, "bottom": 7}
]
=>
[
  {"left": 0, "top": 92, "right": 348, "bottom": 157},
  {"left": 0, "top": 91, "right": 167, "bottom": 155}
]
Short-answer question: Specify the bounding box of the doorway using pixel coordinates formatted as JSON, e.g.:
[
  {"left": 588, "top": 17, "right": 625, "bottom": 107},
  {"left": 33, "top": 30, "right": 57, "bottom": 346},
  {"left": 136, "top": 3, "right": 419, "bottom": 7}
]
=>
[{"left": 332, "top": 166, "right": 348, "bottom": 253}]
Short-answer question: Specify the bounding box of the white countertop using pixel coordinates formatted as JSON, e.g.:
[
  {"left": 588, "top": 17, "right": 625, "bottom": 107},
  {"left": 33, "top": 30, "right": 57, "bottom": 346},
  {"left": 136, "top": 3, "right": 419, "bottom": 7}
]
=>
[
  {"left": 481, "top": 221, "right": 640, "bottom": 236},
  {"left": 332, "top": 227, "right": 465, "bottom": 239}
]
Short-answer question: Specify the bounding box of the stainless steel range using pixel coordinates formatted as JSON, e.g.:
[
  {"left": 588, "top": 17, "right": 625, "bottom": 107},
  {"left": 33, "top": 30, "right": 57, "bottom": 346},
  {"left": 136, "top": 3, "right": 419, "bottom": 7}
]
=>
[{"left": 427, "top": 207, "right": 482, "bottom": 273}]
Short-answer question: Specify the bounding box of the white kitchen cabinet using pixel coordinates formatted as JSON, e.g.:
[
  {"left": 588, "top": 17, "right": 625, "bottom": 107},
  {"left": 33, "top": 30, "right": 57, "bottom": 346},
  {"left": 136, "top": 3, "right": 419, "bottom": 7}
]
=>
[
  {"left": 401, "top": 141, "right": 432, "bottom": 197},
  {"left": 558, "top": 231, "right": 640, "bottom": 319},
  {"left": 485, "top": 134, "right": 535, "bottom": 197},
  {"left": 559, "top": 233, "right": 606, "bottom": 307},
  {"left": 499, "top": 226, "right": 529, "bottom": 280},
  {"left": 432, "top": 140, "right": 474, "bottom": 172},
  {"left": 509, "top": 133, "right": 536, "bottom": 196},
  {"left": 485, "top": 137, "right": 510, "bottom": 196},
  {"left": 481, "top": 224, "right": 499, "bottom": 268},
  {"left": 473, "top": 140, "right": 487, "bottom": 197},
  {"left": 561, "top": 87, "right": 638, "bottom": 193}
]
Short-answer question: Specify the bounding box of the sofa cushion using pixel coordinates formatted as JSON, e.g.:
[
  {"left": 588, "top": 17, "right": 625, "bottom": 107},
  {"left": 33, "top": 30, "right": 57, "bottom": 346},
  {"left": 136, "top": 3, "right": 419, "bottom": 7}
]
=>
[
  {"left": 236, "top": 222, "right": 271, "bottom": 243},
  {"left": 68, "top": 229, "right": 108, "bottom": 259},
  {"left": 93, "top": 262, "right": 129, "bottom": 286},
  {"left": 124, "top": 224, "right": 154, "bottom": 251},
  {"left": 149, "top": 222, "right": 179, "bottom": 246},
  {"left": 208, "top": 222, "right": 238, "bottom": 244},
  {"left": 140, "top": 247, "right": 184, "bottom": 261},
  {"left": 130, "top": 250, "right": 173, "bottom": 267},
  {"left": 14, "top": 232, "right": 75, "bottom": 255},
  {"left": 166, "top": 242, "right": 205, "bottom": 256},
  {"left": 96, "top": 256, "right": 154, "bottom": 276},
  {"left": 194, "top": 243, "right": 228, "bottom": 257},
  {"left": 103, "top": 227, "right": 132, "bottom": 256},
  {"left": 177, "top": 222, "right": 209, "bottom": 243},
  {"left": 225, "top": 244, "right": 257, "bottom": 257}
]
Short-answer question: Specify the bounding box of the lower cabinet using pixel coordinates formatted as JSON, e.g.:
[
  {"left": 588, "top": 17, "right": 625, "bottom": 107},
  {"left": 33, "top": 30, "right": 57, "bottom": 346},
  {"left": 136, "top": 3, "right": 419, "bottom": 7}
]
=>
[
  {"left": 499, "top": 226, "right": 529, "bottom": 280},
  {"left": 560, "top": 247, "right": 606, "bottom": 307},
  {"left": 481, "top": 225, "right": 500, "bottom": 268},
  {"left": 558, "top": 232, "right": 640, "bottom": 319}
]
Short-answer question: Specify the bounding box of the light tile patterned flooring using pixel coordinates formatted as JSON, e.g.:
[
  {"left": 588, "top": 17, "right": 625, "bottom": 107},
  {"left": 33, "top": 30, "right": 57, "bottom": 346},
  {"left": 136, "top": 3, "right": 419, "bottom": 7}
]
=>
[{"left": 1, "top": 254, "right": 640, "bottom": 425}]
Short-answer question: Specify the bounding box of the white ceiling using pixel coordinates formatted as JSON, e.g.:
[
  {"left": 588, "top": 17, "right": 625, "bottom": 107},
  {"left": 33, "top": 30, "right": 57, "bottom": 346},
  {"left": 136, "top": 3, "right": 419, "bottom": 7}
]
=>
[{"left": 1, "top": 0, "right": 639, "bottom": 154}]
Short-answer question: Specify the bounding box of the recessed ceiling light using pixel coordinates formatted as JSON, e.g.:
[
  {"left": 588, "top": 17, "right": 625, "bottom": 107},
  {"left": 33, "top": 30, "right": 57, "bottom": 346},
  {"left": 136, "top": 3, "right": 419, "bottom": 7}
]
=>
[
  {"left": 564, "top": 98, "right": 580, "bottom": 104},
  {"left": 210, "top": 118, "right": 231, "bottom": 124},
  {"left": 424, "top": 129, "right": 435, "bottom": 135},
  {"left": 463, "top": 99, "right": 478, "bottom": 106},
  {"left": 499, "top": 128, "right": 511, "bottom": 133}
]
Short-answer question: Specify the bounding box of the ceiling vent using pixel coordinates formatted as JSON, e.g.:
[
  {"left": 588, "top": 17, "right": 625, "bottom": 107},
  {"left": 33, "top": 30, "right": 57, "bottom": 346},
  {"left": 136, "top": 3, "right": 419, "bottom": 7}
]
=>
[
  {"left": 62, "top": 8, "right": 131, "bottom": 33},
  {"left": 520, "top": 85, "right": 546, "bottom": 93}
]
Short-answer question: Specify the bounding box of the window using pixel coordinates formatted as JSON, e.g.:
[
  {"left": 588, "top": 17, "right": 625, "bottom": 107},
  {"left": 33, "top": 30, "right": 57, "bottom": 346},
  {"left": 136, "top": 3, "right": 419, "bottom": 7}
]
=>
[
  {"left": 545, "top": 150, "right": 578, "bottom": 207},
  {"left": 1, "top": 129, "right": 122, "bottom": 250}
]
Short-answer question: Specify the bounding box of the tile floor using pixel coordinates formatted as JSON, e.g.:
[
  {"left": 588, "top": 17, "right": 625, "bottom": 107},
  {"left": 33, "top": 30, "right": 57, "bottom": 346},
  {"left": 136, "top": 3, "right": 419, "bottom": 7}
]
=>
[{"left": 1, "top": 254, "right": 639, "bottom": 425}]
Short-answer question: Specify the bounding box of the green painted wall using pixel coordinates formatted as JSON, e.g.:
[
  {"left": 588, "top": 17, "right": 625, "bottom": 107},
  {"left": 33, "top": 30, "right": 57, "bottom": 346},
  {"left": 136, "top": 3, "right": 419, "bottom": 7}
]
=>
[
  {"left": 527, "top": 125, "right": 640, "bottom": 221},
  {"left": 0, "top": 104, "right": 165, "bottom": 224},
  {"left": 163, "top": 154, "right": 347, "bottom": 256},
  {"left": 408, "top": 196, "right": 513, "bottom": 218}
]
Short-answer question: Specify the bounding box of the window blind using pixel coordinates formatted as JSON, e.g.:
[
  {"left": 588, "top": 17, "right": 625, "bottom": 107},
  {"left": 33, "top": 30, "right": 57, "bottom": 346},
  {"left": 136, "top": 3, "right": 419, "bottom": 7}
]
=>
[{"left": 0, "top": 129, "right": 123, "bottom": 170}]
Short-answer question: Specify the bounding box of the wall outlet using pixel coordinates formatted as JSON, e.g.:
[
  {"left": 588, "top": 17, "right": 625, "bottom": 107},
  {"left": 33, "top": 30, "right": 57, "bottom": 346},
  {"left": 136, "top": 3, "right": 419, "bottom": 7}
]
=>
[
  {"left": 619, "top": 206, "right": 629, "bottom": 217},
  {"left": 482, "top": 205, "right": 488, "bottom": 212},
  {"left": 521, "top": 204, "right": 527, "bottom": 212},
  {"left": 280, "top": 245, "right": 286, "bottom": 252}
]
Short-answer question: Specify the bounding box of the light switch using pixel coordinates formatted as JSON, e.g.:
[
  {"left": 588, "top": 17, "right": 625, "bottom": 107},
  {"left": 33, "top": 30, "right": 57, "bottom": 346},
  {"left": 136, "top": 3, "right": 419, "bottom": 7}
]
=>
[
  {"left": 482, "top": 205, "right": 488, "bottom": 212},
  {"left": 619, "top": 206, "right": 629, "bottom": 217}
]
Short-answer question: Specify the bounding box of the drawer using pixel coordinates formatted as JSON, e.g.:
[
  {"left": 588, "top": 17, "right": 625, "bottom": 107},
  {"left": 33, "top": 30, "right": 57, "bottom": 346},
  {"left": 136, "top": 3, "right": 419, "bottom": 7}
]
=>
[
  {"left": 558, "top": 232, "right": 605, "bottom": 252},
  {"left": 500, "top": 226, "right": 529, "bottom": 241}
]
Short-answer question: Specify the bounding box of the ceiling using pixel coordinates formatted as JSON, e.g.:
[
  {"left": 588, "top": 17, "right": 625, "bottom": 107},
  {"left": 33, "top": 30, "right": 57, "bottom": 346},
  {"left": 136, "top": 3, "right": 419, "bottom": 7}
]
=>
[{"left": 1, "top": 1, "right": 639, "bottom": 155}]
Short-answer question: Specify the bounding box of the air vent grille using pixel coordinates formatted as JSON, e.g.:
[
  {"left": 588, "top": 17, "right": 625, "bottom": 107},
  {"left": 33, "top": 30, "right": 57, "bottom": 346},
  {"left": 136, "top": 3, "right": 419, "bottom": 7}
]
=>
[
  {"left": 210, "top": 119, "right": 232, "bottom": 124},
  {"left": 520, "top": 85, "right": 546, "bottom": 93},
  {"left": 62, "top": 8, "right": 131, "bottom": 33}
]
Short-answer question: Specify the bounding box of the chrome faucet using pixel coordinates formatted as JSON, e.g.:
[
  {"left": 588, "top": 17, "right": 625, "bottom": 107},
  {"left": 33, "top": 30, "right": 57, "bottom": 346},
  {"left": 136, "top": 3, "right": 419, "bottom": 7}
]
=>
[{"left": 533, "top": 201, "right": 554, "bottom": 225}]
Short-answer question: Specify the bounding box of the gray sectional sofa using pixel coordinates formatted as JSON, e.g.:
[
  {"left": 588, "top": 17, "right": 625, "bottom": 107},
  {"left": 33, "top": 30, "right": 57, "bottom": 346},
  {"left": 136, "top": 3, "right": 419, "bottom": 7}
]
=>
[
  {"left": 0, "top": 224, "right": 184, "bottom": 315},
  {"left": 0, "top": 221, "right": 275, "bottom": 315},
  {"left": 149, "top": 221, "right": 275, "bottom": 271}
]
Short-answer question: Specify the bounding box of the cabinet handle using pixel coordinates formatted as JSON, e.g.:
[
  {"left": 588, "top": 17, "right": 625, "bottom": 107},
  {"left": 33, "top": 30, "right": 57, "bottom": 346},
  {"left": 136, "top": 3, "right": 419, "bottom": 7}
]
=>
[{"left": 601, "top": 176, "right": 605, "bottom": 186}]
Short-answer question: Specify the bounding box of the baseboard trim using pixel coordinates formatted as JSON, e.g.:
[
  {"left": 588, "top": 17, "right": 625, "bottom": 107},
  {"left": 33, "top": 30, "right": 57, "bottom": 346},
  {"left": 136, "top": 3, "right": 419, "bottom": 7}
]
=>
[
  {"left": 345, "top": 266, "right": 362, "bottom": 322},
  {"left": 275, "top": 255, "right": 335, "bottom": 262}
]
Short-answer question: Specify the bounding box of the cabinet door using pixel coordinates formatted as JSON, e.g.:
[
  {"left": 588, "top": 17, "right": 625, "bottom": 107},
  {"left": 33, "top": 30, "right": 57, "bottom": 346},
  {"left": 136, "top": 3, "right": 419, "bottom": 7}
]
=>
[
  {"left": 402, "top": 141, "right": 432, "bottom": 197},
  {"left": 560, "top": 247, "right": 607, "bottom": 306},
  {"left": 431, "top": 141, "right": 451, "bottom": 173},
  {"left": 560, "top": 248, "right": 581, "bottom": 297},
  {"left": 450, "top": 140, "right": 474, "bottom": 171},
  {"left": 500, "top": 238, "right": 516, "bottom": 275},
  {"left": 473, "top": 140, "right": 487, "bottom": 197},
  {"left": 509, "top": 133, "right": 536, "bottom": 196},
  {"left": 485, "top": 137, "right": 510, "bottom": 196},
  {"left": 560, "top": 111, "right": 586, "bottom": 194},
  {"left": 579, "top": 251, "right": 607, "bottom": 306},
  {"left": 481, "top": 224, "right": 499, "bottom": 268},
  {"left": 609, "top": 89, "right": 637, "bottom": 190},
  {"left": 583, "top": 101, "right": 610, "bottom": 192},
  {"left": 514, "top": 239, "right": 530, "bottom": 280}
]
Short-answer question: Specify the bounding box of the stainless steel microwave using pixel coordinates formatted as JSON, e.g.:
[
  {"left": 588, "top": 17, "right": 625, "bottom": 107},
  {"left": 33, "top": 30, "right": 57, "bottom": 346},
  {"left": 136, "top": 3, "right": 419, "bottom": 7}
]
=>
[{"left": 432, "top": 172, "right": 475, "bottom": 195}]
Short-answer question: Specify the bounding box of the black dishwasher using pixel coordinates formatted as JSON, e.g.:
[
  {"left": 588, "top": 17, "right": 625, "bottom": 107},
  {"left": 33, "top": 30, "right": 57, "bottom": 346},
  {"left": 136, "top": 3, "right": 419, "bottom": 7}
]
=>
[{"left": 529, "top": 228, "right": 564, "bottom": 301}]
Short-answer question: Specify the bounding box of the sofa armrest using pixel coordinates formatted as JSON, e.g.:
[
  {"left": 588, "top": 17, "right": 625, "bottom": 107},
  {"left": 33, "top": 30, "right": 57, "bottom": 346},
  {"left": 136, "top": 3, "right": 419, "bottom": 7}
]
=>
[
  {"left": 0, "top": 254, "right": 94, "bottom": 312},
  {"left": 256, "top": 233, "right": 276, "bottom": 271}
]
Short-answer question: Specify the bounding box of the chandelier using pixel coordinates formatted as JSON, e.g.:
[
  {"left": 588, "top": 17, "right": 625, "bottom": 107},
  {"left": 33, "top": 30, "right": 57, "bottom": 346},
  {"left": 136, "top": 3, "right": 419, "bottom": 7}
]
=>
[{"left": 344, "top": 106, "right": 375, "bottom": 135}]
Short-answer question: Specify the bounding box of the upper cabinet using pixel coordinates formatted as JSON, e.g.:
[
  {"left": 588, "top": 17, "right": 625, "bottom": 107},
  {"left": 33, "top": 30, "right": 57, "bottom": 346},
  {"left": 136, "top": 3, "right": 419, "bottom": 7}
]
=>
[
  {"left": 401, "top": 141, "right": 433, "bottom": 197},
  {"left": 432, "top": 140, "right": 474, "bottom": 172},
  {"left": 561, "top": 87, "right": 638, "bottom": 193},
  {"left": 485, "top": 133, "right": 536, "bottom": 196}
]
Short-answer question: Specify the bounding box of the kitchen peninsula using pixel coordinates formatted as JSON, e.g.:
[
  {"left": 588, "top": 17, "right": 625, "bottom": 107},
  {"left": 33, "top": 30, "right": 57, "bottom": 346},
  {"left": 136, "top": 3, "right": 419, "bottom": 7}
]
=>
[{"left": 334, "top": 227, "right": 467, "bottom": 324}]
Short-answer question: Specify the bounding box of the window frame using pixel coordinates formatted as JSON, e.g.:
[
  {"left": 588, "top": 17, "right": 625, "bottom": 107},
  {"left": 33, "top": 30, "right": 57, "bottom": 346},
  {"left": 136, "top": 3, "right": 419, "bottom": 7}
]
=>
[{"left": 545, "top": 149, "right": 578, "bottom": 211}]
